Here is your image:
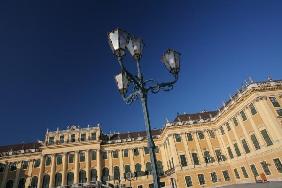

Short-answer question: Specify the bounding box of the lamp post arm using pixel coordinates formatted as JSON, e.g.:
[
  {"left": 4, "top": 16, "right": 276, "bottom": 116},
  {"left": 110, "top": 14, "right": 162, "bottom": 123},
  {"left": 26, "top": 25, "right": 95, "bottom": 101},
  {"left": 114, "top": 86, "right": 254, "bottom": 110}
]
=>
[
  {"left": 121, "top": 90, "right": 140, "bottom": 104},
  {"left": 146, "top": 75, "right": 178, "bottom": 94}
]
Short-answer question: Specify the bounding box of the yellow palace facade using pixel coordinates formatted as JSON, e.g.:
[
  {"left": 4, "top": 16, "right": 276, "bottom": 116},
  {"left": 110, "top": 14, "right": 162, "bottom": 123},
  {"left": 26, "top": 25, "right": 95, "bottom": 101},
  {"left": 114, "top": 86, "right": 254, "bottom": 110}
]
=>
[{"left": 0, "top": 79, "right": 282, "bottom": 188}]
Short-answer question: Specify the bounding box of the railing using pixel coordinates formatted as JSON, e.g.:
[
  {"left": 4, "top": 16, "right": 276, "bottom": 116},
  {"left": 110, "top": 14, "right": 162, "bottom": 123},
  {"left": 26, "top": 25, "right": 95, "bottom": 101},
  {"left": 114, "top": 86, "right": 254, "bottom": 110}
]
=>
[{"left": 55, "top": 181, "right": 123, "bottom": 188}]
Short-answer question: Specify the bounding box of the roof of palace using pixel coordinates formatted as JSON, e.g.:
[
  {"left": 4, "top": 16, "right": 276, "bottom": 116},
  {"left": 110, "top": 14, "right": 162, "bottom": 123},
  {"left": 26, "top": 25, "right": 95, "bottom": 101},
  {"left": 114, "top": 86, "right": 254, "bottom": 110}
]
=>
[
  {"left": 174, "top": 110, "right": 218, "bottom": 122},
  {"left": 0, "top": 142, "right": 41, "bottom": 156},
  {"left": 101, "top": 129, "right": 162, "bottom": 143}
]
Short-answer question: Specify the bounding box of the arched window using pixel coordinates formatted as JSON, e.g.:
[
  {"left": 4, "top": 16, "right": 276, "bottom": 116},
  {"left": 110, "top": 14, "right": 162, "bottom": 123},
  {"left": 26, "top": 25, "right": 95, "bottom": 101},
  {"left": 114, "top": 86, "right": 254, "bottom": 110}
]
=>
[
  {"left": 146, "top": 162, "right": 152, "bottom": 173},
  {"left": 135, "top": 163, "right": 142, "bottom": 177},
  {"left": 157, "top": 161, "right": 164, "bottom": 176},
  {"left": 45, "top": 156, "right": 51, "bottom": 166},
  {"left": 56, "top": 155, "right": 62, "bottom": 165},
  {"left": 102, "top": 167, "right": 109, "bottom": 182},
  {"left": 18, "top": 178, "right": 25, "bottom": 188},
  {"left": 31, "top": 176, "right": 38, "bottom": 188},
  {"left": 6, "top": 180, "right": 13, "bottom": 188},
  {"left": 79, "top": 170, "right": 86, "bottom": 183},
  {"left": 90, "top": 169, "right": 97, "bottom": 182},
  {"left": 67, "top": 172, "right": 74, "bottom": 186},
  {"left": 55, "top": 173, "right": 62, "bottom": 186},
  {"left": 113, "top": 166, "right": 120, "bottom": 180},
  {"left": 42, "top": 174, "right": 50, "bottom": 188}
]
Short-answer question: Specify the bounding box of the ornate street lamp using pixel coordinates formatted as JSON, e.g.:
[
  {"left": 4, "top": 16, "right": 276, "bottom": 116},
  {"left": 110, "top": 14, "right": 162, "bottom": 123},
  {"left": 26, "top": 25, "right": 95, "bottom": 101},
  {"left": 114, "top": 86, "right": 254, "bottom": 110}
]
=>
[{"left": 108, "top": 28, "right": 181, "bottom": 188}]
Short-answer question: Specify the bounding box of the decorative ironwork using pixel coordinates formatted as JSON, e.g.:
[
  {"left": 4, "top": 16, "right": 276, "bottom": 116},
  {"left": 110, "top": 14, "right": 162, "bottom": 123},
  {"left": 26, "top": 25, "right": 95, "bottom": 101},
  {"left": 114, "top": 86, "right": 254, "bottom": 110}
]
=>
[{"left": 108, "top": 28, "right": 181, "bottom": 188}]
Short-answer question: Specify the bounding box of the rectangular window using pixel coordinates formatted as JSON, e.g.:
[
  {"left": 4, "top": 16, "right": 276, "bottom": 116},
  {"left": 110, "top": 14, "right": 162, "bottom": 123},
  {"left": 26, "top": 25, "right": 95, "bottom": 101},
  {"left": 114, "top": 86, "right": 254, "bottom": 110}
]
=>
[
  {"left": 197, "top": 131, "right": 205, "bottom": 139},
  {"left": 220, "top": 126, "right": 225, "bottom": 135},
  {"left": 269, "top": 97, "right": 280, "bottom": 107},
  {"left": 249, "top": 103, "right": 257, "bottom": 115},
  {"left": 112, "top": 150, "right": 118, "bottom": 158},
  {"left": 204, "top": 151, "right": 212, "bottom": 163},
  {"left": 234, "top": 168, "right": 240, "bottom": 179},
  {"left": 123, "top": 149, "right": 128, "bottom": 157},
  {"left": 226, "top": 123, "right": 231, "bottom": 131},
  {"left": 0, "top": 163, "right": 5, "bottom": 172},
  {"left": 261, "top": 161, "right": 271, "bottom": 175},
  {"left": 33, "top": 159, "right": 40, "bottom": 168},
  {"left": 208, "top": 130, "right": 215, "bottom": 138},
  {"left": 198, "top": 174, "right": 205, "bottom": 185},
  {"left": 261, "top": 129, "right": 273, "bottom": 146},
  {"left": 223, "top": 170, "right": 230, "bottom": 181},
  {"left": 68, "top": 153, "right": 74, "bottom": 163},
  {"left": 133, "top": 148, "right": 139, "bottom": 156},
  {"left": 240, "top": 111, "right": 247, "bottom": 121},
  {"left": 233, "top": 117, "right": 238, "bottom": 126},
  {"left": 155, "top": 146, "right": 159, "bottom": 153},
  {"left": 9, "top": 163, "right": 16, "bottom": 171},
  {"left": 250, "top": 164, "right": 259, "bottom": 177},
  {"left": 234, "top": 143, "right": 241, "bottom": 157},
  {"left": 79, "top": 152, "right": 85, "bottom": 162},
  {"left": 180, "top": 155, "right": 187, "bottom": 167},
  {"left": 91, "top": 132, "right": 96, "bottom": 140},
  {"left": 185, "top": 176, "right": 192, "bottom": 187},
  {"left": 273, "top": 158, "right": 282, "bottom": 173},
  {"left": 227, "top": 147, "right": 234, "bottom": 159},
  {"left": 144, "top": 147, "right": 149, "bottom": 154},
  {"left": 49, "top": 137, "right": 54, "bottom": 145},
  {"left": 192, "top": 153, "right": 199, "bottom": 165},
  {"left": 102, "top": 151, "right": 107, "bottom": 159},
  {"left": 187, "top": 133, "right": 193, "bottom": 141},
  {"left": 124, "top": 165, "right": 131, "bottom": 174},
  {"left": 22, "top": 161, "right": 28, "bottom": 169},
  {"left": 211, "top": 172, "right": 217, "bottom": 183},
  {"left": 71, "top": 134, "right": 75, "bottom": 142},
  {"left": 241, "top": 167, "right": 248, "bottom": 178},
  {"left": 60, "top": 135, "right": 64, "bottom": 143},
  {"left": 91, "top": 150, "right": 96, "bottom": 160},
  {"left": 56, "top": 155, "right": 62, "bottom": 165},
  {"left": 80, "top": 133, "right": 86, "bottom": 141},
  {"left": 215, "top": 149, "right": 225, "bottom": 162},
  {"left": 277, "top": 109, "right": 282, "bottom": 116},
  {"left": 251, "top": 134, "right": 260, "bottom": 150},
  {"left": 174, "top": 134, "right": 182, "bottom": 142},
  {"left": 242, "top": 139, "right": 250, "bottom": 154}
]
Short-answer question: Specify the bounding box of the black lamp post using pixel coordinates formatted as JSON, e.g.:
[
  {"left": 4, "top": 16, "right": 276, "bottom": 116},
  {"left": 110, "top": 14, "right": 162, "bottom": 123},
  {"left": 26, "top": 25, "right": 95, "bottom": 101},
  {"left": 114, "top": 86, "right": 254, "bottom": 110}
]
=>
[{"left": 108, "top": 28, "right": 181, "bottom": 188}]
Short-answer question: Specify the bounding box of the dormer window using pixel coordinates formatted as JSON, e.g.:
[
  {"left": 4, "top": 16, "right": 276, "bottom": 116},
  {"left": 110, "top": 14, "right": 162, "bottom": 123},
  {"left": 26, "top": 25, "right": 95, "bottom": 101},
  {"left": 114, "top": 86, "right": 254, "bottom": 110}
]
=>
[{"left": 49, "top": 137, "right": 54, "bottom": 145}]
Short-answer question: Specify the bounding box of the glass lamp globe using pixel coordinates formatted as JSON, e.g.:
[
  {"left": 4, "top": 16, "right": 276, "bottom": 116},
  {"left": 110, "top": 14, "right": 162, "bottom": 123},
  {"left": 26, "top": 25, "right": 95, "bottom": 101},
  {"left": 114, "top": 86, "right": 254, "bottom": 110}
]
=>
[
  {"left": 161, "top": 49, "right": 181, "bottom": 75},
  {"left": 114, "top": 72, "right": 129, "bottom": 95},
  {"left": 126, "top": 37, "right": 144, "bottom": 61},
  {"left": 108, "top": 28, "right": 129, "bottom": 57}
]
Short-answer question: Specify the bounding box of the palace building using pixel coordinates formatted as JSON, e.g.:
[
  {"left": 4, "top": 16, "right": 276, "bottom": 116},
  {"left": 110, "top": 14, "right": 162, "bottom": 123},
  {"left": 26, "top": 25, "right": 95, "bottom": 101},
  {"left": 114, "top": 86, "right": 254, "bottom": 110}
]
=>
[{"left": 0, "top": 79, "right": 282, "bottom": 188}]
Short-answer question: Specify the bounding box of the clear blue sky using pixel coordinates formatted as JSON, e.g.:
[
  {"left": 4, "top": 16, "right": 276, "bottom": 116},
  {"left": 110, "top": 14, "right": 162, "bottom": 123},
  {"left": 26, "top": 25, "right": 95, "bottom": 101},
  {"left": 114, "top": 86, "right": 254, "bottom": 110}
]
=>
[{"left": 0, "top": 0, "right": 282, "bottom": 145}]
